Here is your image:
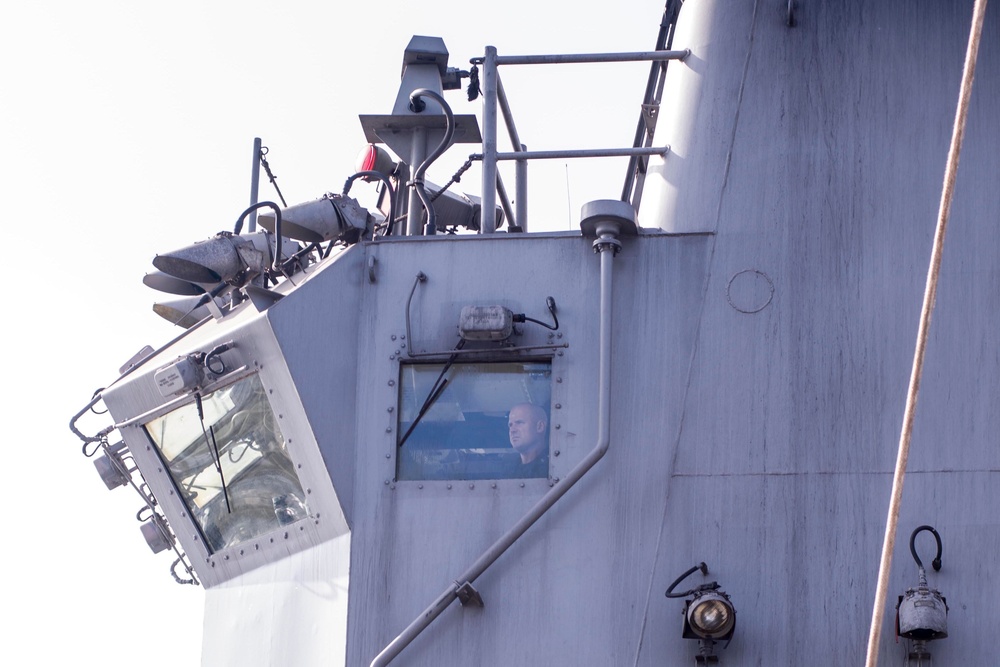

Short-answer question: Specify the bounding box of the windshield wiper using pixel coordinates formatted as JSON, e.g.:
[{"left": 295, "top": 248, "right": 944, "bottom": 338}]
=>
[
  {"left": 195, "top": 393, "right": 232, "bottom": 513},
  {"left": 397, "top": 340, "right": 465, "bottom": 448}
]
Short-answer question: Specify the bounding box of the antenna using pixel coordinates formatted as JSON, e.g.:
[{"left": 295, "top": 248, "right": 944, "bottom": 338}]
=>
[{"left": 564, "top": 163, "right": 572, "bottom": 229}]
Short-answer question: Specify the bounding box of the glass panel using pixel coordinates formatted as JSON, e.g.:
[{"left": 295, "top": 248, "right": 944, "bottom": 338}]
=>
[
  {"left": 144, "top": 375, "right": 310, "bottom": 552},
  {"left": 397, "top": 361, "right": 552, "bottom": 481}
]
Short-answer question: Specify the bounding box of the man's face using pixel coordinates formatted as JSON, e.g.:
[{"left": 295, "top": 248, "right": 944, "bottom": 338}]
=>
[{"left": 508, "top": 405, "right": 545, "bottom": 454}]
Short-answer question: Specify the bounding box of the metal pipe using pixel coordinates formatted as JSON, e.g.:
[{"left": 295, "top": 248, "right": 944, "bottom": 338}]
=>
[
  {"left": 622, "top": 1, "right": 679, "bottom": 203},
  {"left": 496, "top": 75, "right": 526, "bottom": 230},
  {"left": 495, "top": 173, "right": 515, "bottom": 231},
  {"left": 492, "top": 146, "right": 669, "bottom": 161},
  {"left": 496, "top": 76, "right": 523, "bottom": 154},
  {"left": 409, "top": 89, "right": 456, "bottom": 236},
  {"left": 481, "top": 46, "right": 499, "bottom": 234},
  {"left": 492, "top": 49, "right": 688, "bottom": 66},
  {"left": 515, "top": 144, "right": 527, "bottom": 231},
  {"left": 406, "top": 126, "right": 427, "bottom": 236},
  {"left": 248, "top": 137, "right": 261, "bottom": 232},
  {"left": 372, "top": 227, "right": 622, "bottom": 667}
]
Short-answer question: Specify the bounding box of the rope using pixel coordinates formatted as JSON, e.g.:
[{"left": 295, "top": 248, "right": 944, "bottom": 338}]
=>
[{"left": 864, "top": 1, "right": 988, "bottom": 664}]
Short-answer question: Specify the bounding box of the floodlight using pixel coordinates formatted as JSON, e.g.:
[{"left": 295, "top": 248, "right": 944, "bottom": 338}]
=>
[
  {"left": 142, "top": 270, "right": 209, "bottom": 296},
  {"left": 152, "top": 231, "right": 274, "bottom": 284},
  {"left": 423, "top": 181, "right": 503, "bottom": 232},
  {"left": 256, "top": 194, "right": 373, "bottom": 244},
  {"left": 153, "top": 292, "right": 230, "bottom": 329}
]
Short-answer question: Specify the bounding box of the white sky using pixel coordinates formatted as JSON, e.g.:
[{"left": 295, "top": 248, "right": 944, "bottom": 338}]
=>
[{"left": 2, "top": 1, "right": 667, "bottom": 663}]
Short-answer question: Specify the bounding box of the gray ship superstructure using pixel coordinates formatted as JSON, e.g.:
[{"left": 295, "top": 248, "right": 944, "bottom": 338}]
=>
[{"left": 71, "top": 2, "right": 1000, "bottom": 664}]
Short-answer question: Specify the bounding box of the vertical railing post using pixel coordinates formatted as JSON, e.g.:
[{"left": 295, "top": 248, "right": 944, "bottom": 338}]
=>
[
  {"left": 248, "top": 137, "right": 261, "bottom": 232},
  {"left": 481, "top": 46, "right": 498, "bottom": 234},
  {"left": 515, "top": 143, "right": 527, "bottom": 231}
]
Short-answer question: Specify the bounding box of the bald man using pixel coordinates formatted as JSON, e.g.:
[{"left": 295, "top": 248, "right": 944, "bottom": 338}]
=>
[{"left": 508, "top": 403, "right": 549, "bottom": 466}]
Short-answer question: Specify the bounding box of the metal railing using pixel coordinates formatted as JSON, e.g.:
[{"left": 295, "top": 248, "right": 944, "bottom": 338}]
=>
[{"left": 473, "top": 47, "right": 689, "bottom": 232}]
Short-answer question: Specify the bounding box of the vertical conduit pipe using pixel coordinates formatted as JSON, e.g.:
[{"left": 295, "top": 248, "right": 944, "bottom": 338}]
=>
[{"left": 370, "top": 227, "right": 622, "bottom": 667}]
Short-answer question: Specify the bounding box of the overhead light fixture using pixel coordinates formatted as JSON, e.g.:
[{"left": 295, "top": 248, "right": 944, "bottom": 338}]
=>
[
  {"left": 666, "top": 562, "right": 736, "bottom": 663},
  {"left": 896, "top": 525, "right": 948, "bottom": 661}
]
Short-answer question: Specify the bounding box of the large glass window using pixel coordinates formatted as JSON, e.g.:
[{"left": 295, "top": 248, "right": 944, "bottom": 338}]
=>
[
  {"left": 397, "top": 361, "right": 552, "bottom": 481},
  {"left": 144, "top": 375, "right": 310, "bottom": 552}
]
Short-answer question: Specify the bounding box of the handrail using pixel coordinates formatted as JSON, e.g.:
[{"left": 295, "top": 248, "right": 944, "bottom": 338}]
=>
[{"left": 477, "top": 46, "right": 689, "bottom": 233}]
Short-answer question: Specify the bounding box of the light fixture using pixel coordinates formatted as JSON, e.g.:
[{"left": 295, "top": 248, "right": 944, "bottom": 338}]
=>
[
  {"left": 256, "top": 194, "right": 373, "bottom": 244},
  {"left": 140, "top": 512, "right": 174, "bottom": 554},
  {"left": 896, "top": 525, "right": 948, "bottom": 661},
  {"left": 459, "top": 305, "right": 514, "bottom": 341},
  {"left": 142, "top": 270, "right": 210, "bottom": 296},
  {"left": 93, "top": 440, "right": 131, "bottom": 490},
  {"left": 152, "top": 291, "right": 231, "bottom": 329},
  {"left": 666, "top": 562, "right": 736, "bottom": 663},
  {"left": 152, "top": 230, "right": 275, "bottom": 285},
  {"left": 356, "top": 144, "right": 396, "bottom": 178}
]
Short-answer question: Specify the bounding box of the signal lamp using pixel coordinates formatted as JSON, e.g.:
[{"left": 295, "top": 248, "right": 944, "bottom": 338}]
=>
[
  {"left": 356, "top": 144, "right": 396, "bottom": 178},
  {"left": 257, "top": 194, "right": 372, "bottom": 244}
]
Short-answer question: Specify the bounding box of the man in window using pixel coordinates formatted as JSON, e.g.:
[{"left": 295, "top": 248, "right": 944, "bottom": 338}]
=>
[{"left": 508, "top": 403, "right": 549, "bottom": 476}]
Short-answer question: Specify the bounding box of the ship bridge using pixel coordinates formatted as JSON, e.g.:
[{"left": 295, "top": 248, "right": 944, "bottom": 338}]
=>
[{"left": 70, "top": 2, "right": 1000, "bottom": 665}]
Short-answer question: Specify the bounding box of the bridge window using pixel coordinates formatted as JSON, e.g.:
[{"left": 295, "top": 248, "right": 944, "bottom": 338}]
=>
[
  {"left": 144, "top": 374, "right": 310, "bottom": 552},
  {"left": 396, "top": 361, "right": 552, "bottom": 481}
]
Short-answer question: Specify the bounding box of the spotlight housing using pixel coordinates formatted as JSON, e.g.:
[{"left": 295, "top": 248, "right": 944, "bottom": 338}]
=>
[
  {"left": 685, "top": 590, "right": 736, "bottom": 641},
  {"left": 153, "top": 231, "right": 275, "bottom": 285},
  {"left": 142, "top": 270, "right": 210, "bottom": 296},
  {"left": 152, "top": 292, "right": 231, "bottom": 329},
  {"left": 257, "top": 194, "right": 373, "bottom": 244},
  {"left": 666, "top": 562, "right": 736, "bottom": 661}
]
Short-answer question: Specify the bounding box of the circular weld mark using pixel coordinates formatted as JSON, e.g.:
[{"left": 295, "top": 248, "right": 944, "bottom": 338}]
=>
[{"left": 726, "top": 269, "right": 774, "bottom": 314}]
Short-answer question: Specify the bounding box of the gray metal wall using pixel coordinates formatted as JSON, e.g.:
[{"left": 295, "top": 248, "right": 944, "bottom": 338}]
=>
[
  {"left": 100, "top": 0, "right": 1000, "bottom": 663},
  {"left": 345, "top": 0, "right": 1000, "bottom": 664}
]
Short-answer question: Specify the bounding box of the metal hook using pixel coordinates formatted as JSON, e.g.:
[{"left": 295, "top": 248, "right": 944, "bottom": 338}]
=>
[{"left": 910, "top": 525, "right": 943, "bottom": 573}]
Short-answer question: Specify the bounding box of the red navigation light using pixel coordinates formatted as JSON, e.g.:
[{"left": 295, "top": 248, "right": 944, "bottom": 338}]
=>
[{"left": 355, "top": 144, "right": 395, "bottom": 179}]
